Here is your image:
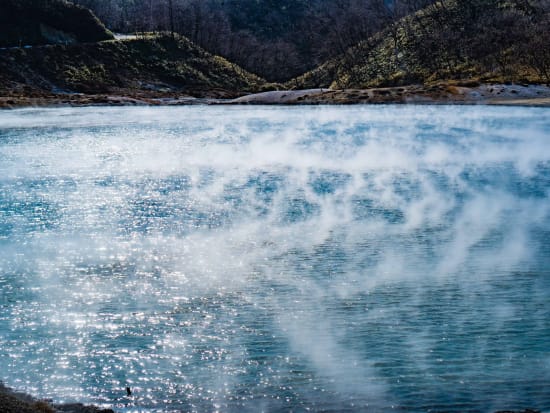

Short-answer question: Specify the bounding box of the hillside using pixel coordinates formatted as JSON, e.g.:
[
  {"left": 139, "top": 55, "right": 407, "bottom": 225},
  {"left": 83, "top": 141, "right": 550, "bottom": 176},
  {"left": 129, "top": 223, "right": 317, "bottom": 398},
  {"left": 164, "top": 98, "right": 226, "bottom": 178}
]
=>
[
  {"left": 73, "top": 0, "right": 435, "bottom": 82},
  {"left": 2, "top": 0, "right": 550, "bottom": 107},
  {"left": 0, "top": 0, "right": 113, "bottom": 47},
  {"left": 0, "top": 34, "right": 267, "bottom": 105},
  {"left": 291, "top": 0, "right": 550, "bottom": 89}
]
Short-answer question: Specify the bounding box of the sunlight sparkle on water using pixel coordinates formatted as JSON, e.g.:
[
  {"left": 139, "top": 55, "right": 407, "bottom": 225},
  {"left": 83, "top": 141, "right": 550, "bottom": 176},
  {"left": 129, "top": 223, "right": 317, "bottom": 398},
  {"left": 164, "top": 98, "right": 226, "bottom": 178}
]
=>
[{"left": 0, "top": 105, "right": 549, "bottom": 412}]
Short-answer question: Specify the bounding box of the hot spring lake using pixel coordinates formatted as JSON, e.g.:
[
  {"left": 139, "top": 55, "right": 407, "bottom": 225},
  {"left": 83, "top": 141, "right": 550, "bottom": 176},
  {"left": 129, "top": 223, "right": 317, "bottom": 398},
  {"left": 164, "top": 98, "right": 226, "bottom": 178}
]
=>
[{"left": 0, "top": 105, "right": 549, "bottom": 412}]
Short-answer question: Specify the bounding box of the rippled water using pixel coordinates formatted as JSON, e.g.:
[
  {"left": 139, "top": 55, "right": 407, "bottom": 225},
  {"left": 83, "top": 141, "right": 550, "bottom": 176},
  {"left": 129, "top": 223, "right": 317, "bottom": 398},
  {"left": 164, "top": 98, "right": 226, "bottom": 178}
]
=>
[{"left": 0, "top": 105, "right": 549, "bottom": 412}]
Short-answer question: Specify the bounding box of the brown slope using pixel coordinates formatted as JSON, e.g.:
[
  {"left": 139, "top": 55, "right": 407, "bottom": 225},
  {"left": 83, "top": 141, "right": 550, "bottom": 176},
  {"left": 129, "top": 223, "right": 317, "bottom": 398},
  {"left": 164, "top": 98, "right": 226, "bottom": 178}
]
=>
[{"left": 0, "top": 34, "right": 267, "bottom": 103}]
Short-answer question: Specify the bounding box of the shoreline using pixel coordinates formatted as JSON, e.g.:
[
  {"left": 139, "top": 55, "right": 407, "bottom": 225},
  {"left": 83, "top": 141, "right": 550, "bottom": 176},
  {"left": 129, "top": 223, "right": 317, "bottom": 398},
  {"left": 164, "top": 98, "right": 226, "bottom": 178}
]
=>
[
  {"left": 1, "top": 83, "right": 550, "bottom": 109},
  {"left": 0, "top": 382, "right": 544, "bottom": 413},
  {"left": 0, "top": 382, "right": 113, "bottom": 413}
]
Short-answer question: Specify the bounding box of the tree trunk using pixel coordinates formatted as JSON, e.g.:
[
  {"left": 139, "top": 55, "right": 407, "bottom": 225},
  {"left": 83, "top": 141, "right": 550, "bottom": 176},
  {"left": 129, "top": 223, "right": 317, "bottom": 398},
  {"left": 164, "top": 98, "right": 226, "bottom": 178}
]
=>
[{"left": 168, "top": 0, "right": 175, "bottom": 38}]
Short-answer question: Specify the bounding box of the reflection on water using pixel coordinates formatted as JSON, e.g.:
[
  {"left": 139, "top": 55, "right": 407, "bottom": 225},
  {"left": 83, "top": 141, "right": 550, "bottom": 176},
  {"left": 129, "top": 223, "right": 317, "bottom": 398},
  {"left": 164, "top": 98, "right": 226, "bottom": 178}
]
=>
[{"left": 0, "top": 105, "right": 549, "bottom": 412}]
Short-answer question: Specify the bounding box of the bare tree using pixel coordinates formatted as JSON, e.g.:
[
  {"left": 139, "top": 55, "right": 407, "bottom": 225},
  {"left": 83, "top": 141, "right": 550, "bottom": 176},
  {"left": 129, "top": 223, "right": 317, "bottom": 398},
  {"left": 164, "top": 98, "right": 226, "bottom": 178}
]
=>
[{"left": 168, "top": 0, "right": 175, "bottom": 37}]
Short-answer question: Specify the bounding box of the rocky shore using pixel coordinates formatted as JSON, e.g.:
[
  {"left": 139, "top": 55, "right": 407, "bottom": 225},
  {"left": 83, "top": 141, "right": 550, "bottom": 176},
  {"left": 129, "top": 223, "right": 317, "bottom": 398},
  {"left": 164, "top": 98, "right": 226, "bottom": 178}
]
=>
[
  {"left": 1, "top": 382, "right": 546, "bottom": 412},
  {"left": 1, "top": 83, "right": 549, "bottom": 109},
  {"left": 0, "top": 382, "right": 113, "bottom": 413}
]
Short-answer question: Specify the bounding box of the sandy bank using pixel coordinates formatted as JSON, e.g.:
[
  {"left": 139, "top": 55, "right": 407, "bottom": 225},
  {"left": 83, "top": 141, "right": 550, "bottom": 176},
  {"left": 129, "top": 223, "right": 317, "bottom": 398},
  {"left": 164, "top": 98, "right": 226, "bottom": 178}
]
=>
[
  {"left": 1, "top": 83, "right": 550, "bottom": 108},
  {"left": 227, "top": 84, "right": 550, "bottom": 106}
]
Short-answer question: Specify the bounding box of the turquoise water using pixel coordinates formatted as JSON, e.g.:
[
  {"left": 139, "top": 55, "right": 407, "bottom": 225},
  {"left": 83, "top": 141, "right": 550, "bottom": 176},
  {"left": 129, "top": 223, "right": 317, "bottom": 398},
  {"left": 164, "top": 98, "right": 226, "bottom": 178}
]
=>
[{"left": 0, "top": 105, "right": 549, "bottom": 412}]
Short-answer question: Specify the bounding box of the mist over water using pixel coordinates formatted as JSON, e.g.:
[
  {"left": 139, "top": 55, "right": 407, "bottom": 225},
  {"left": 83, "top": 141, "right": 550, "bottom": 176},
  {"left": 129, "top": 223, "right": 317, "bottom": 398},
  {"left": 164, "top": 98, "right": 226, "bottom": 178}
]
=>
[{"left": 0, "top": 105, "right": 549, "bottom": 412}]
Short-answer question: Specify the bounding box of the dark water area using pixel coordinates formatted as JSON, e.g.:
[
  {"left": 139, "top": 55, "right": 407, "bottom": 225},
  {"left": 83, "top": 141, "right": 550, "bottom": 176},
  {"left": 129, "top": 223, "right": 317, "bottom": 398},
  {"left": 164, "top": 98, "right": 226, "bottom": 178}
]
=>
[{"left": 0, "top": 106, "right": 549, "bottom": 412}]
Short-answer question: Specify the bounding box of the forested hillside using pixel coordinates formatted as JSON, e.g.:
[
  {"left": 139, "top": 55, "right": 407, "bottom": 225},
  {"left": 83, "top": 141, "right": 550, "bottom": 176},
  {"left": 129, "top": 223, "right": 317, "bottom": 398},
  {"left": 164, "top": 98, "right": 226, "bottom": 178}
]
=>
[
  {"left": 71, "top": 0, "right": 435, "bottom": 82},
  {"left": 1, "top": 0, "right": 549, "bottom": 105},
  {"left": 292, "top": 0, "right": 550, "bottom": 89},
  {"left": 0, "top": 0, "right": 113, "bottom": 47}
]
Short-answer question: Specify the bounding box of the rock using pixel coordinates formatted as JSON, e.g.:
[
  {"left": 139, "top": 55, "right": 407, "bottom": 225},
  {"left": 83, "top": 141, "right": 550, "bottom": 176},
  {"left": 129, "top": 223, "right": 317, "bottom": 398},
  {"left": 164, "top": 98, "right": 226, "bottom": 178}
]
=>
[
  {"left": 54, "top": 403, "right": 115, "bottom": 413},
  {"left": 0, "top": 382, "right": 115, "bottom": 413}
]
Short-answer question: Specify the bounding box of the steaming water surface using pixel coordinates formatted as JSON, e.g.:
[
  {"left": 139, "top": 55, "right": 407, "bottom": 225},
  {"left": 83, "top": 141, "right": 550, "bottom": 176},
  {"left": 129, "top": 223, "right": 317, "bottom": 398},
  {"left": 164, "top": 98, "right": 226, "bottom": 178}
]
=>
[{"left": 0, "top": 106, "right": 549, "bottom": 412}]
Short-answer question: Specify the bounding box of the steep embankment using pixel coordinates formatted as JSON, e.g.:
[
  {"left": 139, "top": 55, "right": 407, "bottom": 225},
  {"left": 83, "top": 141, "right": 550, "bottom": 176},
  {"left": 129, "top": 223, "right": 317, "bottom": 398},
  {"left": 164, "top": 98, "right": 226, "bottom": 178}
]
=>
[
  {"left": 0, "top": 34, "right": 267, "bottom": 106},
  {"left": 291, "top": 0, "right": 550, "bottom": 89},
  {"left": 0, "top": 0, "right": 113, "bottom": 47}
]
